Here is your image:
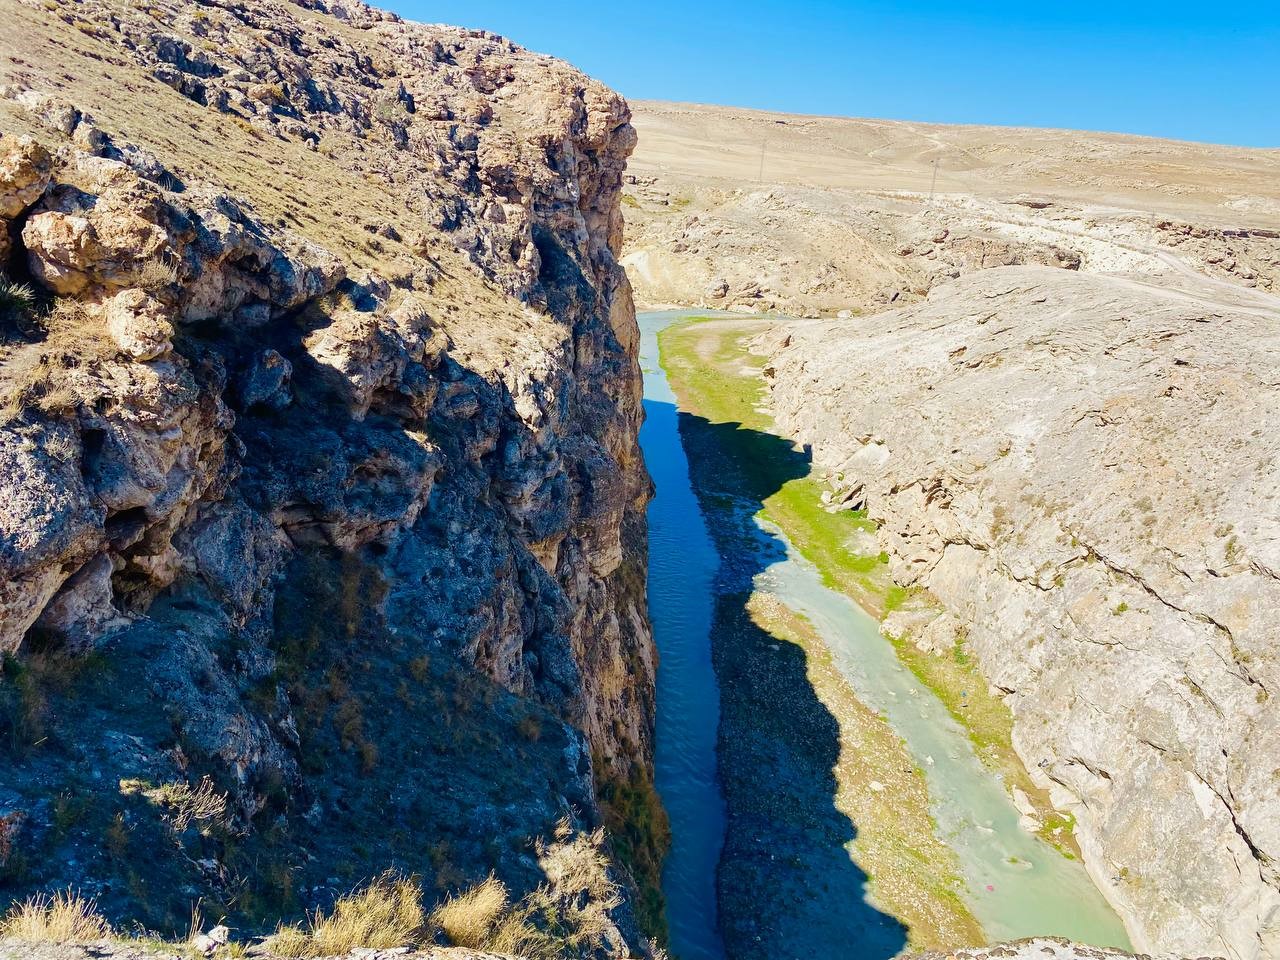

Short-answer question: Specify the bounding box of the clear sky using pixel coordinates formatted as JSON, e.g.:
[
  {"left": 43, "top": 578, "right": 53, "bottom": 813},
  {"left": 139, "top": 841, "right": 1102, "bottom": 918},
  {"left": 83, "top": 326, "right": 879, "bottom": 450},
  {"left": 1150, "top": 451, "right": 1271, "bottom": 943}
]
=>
[{"left": 386, "top": 0, "right": 1278, "bottom": 148}]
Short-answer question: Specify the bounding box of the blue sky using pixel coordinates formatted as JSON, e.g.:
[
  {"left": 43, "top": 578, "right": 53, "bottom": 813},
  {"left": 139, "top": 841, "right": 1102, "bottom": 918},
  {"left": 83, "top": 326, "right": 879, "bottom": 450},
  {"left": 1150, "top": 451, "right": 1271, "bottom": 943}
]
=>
[{"left": 388, "top": 1, "right": 1278, "bottom": 148}]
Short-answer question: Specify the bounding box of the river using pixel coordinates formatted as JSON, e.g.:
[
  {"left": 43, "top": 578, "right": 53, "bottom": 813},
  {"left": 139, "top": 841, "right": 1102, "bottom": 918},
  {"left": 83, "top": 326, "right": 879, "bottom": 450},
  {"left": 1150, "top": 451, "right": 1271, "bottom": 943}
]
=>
[{"left": 640, "top": 309, "right": 1132, "bottom": 959}]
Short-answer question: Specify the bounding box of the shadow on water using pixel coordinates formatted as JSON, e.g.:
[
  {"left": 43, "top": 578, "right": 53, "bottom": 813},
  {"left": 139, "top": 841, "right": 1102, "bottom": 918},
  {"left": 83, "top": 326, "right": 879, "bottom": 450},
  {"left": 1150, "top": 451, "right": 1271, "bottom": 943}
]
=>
[{"left": 670, "top": 403, "right": 908, "bottom": 960}]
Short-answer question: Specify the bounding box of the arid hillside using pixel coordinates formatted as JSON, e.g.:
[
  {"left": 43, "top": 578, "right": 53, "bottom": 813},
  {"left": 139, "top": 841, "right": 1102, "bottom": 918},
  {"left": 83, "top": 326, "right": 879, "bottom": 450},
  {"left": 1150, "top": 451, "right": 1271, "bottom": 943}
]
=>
[
  {"left": 621, "top": 99, "right": 1280, "bottom": 960},
  {"left": 622, "top": 100, "right": 1280, "bottom": 315}
]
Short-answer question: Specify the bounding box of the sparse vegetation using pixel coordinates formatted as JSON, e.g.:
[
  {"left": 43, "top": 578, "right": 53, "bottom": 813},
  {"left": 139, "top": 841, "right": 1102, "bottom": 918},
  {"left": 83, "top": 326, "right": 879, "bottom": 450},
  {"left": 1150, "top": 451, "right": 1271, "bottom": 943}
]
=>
[
  {"left": 119, "top": 777, "right": 230, "bottom": 834},
  {"left": 0, "top": 298, "right": 117, "bottom": 421},
  {"left": 266, "top": 873, "right": 425, "bottom": 957},
  {"left": 0, "top": 275, "right": 36, "bottom": 324},
  {"left": 0, "top": 890, "right": 113, "bottom": 943},
  {"left": 428, "top": 874, "right": 510, "bottom": 950}
]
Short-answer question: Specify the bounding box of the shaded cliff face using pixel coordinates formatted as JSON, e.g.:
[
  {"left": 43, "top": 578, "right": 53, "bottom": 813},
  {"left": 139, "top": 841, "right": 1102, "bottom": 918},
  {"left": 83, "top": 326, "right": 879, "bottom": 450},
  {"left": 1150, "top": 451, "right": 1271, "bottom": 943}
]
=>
[
  {"left": 0, "top": 0, "right": 655, "bottom": 947},
  {"left": 761, "top": 266, "right": 1280, "bottom": 960}
]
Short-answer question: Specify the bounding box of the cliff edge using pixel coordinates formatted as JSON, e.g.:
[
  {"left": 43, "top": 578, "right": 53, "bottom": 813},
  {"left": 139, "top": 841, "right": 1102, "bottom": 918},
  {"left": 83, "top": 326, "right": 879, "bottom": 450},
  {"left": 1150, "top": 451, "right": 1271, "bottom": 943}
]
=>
[{"left": 0, "top": 0, "right": 658, "bottom": 949}]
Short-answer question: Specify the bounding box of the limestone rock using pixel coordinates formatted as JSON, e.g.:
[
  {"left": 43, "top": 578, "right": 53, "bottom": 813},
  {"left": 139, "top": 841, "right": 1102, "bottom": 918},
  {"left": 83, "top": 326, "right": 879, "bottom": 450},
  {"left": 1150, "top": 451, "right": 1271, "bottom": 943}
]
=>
[
  {"left": 764, "top": 266, "right": 1280, "bottom": 960},
  {"left": 101, "top": 288, "right": 175, "bottom": 360},
  {"left": 0, "top": 0, "right": 651, "bottom": 947}
]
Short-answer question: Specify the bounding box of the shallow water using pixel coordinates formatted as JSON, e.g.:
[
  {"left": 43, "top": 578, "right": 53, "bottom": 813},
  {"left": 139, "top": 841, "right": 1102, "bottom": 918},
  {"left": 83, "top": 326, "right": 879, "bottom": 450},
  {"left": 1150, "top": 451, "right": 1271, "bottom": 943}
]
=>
[
  {"left": 640, "top": 309, "right": 1130, "bottom": 955},
  {"left": 752, "top": 517, "right": 1131, "bottom": 947}
]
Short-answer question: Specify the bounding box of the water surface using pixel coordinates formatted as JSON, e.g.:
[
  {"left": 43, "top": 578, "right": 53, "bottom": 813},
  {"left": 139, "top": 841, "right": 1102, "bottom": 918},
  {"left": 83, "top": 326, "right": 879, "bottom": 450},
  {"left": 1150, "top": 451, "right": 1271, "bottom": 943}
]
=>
[
  {"left": 641, "top": 309, "right": 1130, "bottom": 955},
  {"left": 642, "top": 311, "right": 727, "bottom": 960}
]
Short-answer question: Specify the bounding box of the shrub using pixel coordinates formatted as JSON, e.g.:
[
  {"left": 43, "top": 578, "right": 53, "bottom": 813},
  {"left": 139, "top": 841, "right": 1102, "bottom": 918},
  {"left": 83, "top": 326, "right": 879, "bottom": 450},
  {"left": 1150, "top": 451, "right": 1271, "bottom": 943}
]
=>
[
  {"left": 0, "top": 890, "right": 113, "bottom": 943},
  {"left": 428, "top": 874, "right": 508, "bottom": 949},
  {"left": 120, "top": 776, "right": 230, "bottom": 834},
  {"left": 537, "top": 825, "right": 621, "bottom": 950},
  {"left": 0, "top": 276, "right": 36, "bottom": 323},
  {"left": 265, "top": 872, "right": 424, "bottom": 958}
]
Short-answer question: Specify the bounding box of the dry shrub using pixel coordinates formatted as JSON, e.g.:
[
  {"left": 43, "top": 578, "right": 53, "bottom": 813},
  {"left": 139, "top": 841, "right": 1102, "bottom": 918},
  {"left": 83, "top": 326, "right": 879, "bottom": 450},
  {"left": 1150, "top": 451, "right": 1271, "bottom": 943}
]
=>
[
  {"left": 0, "top": 890, "right": 112, "bottom": 943},
  {"left": 136, "top": 257, "right": 179, "bottom": 292},
  {"left": 121, "top": 776, "right": 230, "bottom": 834},
  {"left": 537, "top": 825, "right": 621, "bottom": 949},
  {"left": 0, "top": 276, "right": 36, "bottom": 323},
  {"left": 265, "top": 872, "right": 424, "bottom": 958},
  {"left": 428, "top": 873, "right": 509, "bottom": 949},
  {"left": 485, "top": 900, "right": 557, "bottom": 960}
]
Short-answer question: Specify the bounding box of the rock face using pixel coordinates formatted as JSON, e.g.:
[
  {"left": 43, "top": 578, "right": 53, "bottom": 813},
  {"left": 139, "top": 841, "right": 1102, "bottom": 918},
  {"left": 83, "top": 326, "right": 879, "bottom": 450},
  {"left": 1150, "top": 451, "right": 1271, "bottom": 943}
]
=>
[
  {"left": 0, "top": 0, "right": 654, "bottom": 949},
  {"left": 762, "top": 266, "right": 1280, "bottom": 960}
]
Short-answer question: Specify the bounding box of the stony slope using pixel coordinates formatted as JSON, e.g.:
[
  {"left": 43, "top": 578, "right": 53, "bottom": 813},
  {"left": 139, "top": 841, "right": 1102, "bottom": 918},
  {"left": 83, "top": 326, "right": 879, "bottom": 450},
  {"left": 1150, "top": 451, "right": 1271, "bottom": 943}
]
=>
[
  {"left": 761, "top": 267, "right": 1280, "bottom": 960},
  {"left": 0, "top": 0, "right": 657, "bottom": 949},
  {"left": 621, "top": 101, "right": 1280, "bottom": 316}
]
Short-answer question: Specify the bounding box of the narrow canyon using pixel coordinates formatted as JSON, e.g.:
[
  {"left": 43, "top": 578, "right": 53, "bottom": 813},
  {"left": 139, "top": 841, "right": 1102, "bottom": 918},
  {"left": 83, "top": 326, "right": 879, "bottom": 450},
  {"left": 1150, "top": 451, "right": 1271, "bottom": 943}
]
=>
[{"left": 0, "top": 3, "right": 1277, "bottom": 960}]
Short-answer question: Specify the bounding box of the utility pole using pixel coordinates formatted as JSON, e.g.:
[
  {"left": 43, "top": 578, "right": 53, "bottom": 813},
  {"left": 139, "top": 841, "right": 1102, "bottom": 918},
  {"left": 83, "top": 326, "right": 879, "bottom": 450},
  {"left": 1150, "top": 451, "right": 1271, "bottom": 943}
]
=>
[
  {"left": 928, "top": 158, "right": 939, "bottom": 205},
  {"left": 758, "top": 138, "right": 767, "bottom": 183}
]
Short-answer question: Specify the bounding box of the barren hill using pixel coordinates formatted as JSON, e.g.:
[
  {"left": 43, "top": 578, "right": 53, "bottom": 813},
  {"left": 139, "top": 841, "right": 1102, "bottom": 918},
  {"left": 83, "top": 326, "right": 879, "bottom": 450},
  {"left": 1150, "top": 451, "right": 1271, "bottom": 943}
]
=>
[{"left": 622, "top": 100, "right": 1280, "bottom": 315}]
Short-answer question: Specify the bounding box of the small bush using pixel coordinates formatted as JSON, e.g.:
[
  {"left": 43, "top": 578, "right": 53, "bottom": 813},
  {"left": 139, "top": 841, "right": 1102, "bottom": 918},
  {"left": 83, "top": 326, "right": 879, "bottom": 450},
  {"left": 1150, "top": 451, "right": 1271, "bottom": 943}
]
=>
[
  {"left": 429, "top": 874, "right": 508, "bottom": 949},
  {"left": 121, "top": 776, "right": 229, "bottom": 834},
  {"left": 0, "top": 276, "right": 36, "bottom": 323},
  {"left": 136, "top": 257, "right": 179, "bottom": 292},
  {"left": 265, "top": 872, "right": 424, "bottom": 958},
  {"left": 0, "top": 890, "right": 113, "bottom": 943}
]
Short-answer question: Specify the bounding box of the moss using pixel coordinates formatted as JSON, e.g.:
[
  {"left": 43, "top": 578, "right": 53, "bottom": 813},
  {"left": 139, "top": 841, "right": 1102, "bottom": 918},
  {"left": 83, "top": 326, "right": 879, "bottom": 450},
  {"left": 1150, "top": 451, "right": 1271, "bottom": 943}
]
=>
[
  {"left": 658, "top": 318, "right": 898, "bottom": 616},
  {"left": 659, "top": 313, "right": 1085, "bottom": 868},
  {"left": 594, "top": 758, "right": 670, "bottom": 943}
]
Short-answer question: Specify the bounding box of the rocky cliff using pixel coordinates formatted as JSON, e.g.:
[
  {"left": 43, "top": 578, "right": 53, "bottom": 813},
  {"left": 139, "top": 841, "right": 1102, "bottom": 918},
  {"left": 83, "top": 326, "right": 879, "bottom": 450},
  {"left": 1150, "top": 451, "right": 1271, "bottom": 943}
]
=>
[
  {"left": 0, "top": 0, "right": 657, "bottom": 948},
  {"left": 761, "top": 266, "right": 1280, "bottom": 960}
]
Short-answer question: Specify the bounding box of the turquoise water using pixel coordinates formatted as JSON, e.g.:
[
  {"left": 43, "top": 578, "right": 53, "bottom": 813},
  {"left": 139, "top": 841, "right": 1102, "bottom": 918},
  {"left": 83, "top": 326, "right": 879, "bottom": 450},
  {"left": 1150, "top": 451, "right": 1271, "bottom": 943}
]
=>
[
  {"left": 640, "top": 309, "right": 1131, "bottom": 955},
  {"left": 752, "top": 518, "right": 1131, "bottom": 947}
]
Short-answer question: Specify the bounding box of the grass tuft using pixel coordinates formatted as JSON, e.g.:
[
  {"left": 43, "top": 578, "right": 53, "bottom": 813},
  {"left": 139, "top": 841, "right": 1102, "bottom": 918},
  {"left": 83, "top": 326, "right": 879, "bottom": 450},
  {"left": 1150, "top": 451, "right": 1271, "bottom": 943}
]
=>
[
  {"left": 264, "top": 872, "right": 424, "bottom": 957},
  {"left": 428, "top": 874, "right": 509, "bottom": 950},
  {"left": 0, "top": 890, "right": 113, "bottom": 943}
]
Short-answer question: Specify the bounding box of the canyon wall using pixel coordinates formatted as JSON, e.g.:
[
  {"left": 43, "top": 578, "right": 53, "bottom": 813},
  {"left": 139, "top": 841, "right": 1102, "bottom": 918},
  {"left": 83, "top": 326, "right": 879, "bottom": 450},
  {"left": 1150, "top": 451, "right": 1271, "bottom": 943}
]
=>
[
  {"left": 0, "top": 0, "right": 657, "bottom": 947},
  {"left": 762, "top": 266, "right": 1280, "bottom": 960}
]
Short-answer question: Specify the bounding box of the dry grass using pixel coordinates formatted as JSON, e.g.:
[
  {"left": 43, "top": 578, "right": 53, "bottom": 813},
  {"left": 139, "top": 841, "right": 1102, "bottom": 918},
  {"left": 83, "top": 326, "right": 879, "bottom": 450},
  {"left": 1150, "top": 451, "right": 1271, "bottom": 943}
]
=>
[
  {"left": 429, "top": 827, "right": 619, "bottom": 960},
  {"left": 430, "top": 875, "right": 556, "bottom": 960},
  {"left": 0, "top": 299, "right": 117, "bottom": 421},
  {"left": 120, "top": 776, "right": 230, "bottom": 834},
  {"left": 537, "top": 826, "right": 621, "bottom": 949},
  {"left": 0, "top": 890, "right": 113, "bottom": 943},
  {"left": 428, "top": 874, "right": 508, "bottom": 949},
  {"left": 264, "top": 872, "right": 424, "bottom": 958}
]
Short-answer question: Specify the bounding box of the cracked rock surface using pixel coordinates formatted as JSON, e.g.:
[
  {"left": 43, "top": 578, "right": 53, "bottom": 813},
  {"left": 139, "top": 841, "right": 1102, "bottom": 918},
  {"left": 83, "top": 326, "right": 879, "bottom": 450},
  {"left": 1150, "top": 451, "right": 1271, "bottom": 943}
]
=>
[{"left": 762, "top": 265, "right": 1280, "bottom": 960}]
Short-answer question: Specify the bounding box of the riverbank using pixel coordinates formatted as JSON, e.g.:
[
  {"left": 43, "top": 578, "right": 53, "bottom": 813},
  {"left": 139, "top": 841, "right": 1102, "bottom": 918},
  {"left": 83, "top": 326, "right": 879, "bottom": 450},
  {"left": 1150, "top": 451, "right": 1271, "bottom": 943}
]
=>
[
  {"left": 653, "top": 316, "right": 983, "bottom": 954},
  {"left": 655, "top": 315, "right": 1084, "bottom": 858},
  {"left": 654, "top": 312, "right": 1130, "bottom": 952}
]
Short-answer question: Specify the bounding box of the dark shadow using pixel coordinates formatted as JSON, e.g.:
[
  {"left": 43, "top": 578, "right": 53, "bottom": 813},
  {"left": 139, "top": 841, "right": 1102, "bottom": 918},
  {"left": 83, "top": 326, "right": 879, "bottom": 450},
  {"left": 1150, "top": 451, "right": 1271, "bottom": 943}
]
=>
[{"left": 666, "top": 400, "right": 908, "bottom": 960}]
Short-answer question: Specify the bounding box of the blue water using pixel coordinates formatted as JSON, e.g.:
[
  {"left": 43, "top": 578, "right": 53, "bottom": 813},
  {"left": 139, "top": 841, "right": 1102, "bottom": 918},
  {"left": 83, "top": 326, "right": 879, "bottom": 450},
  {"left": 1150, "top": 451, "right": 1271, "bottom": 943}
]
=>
[
  {"left": 640, "top": 309, "right": 1130, "bottom": 956},
  {"left": 641, "top": 311, "right": 727, "bottom": 960}
]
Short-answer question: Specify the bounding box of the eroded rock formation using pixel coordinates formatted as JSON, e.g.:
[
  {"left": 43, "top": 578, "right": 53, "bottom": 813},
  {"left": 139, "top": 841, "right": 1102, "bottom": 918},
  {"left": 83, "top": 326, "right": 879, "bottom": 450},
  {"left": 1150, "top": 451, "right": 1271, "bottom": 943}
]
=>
[
  {"left": 762, "top": 266, "right": 1280, "bottom": 960},
  {"left": 0, "top": 0, "right": 656, "bottom": 949}
]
